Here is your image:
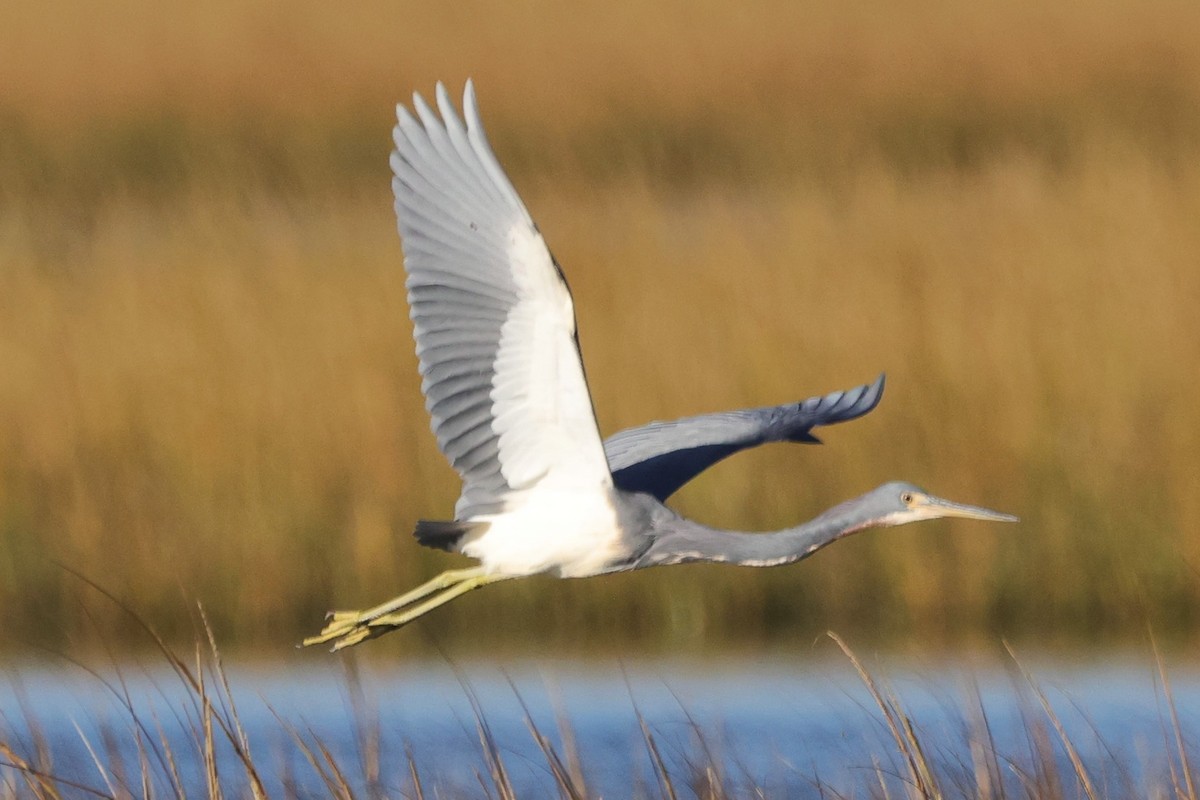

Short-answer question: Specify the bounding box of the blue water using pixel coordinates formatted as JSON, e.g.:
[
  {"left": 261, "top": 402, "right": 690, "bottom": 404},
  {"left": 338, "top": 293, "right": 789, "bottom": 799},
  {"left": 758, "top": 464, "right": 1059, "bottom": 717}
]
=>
[{"left": 2, "top": 653, "right": 1197, "bottom": 797}]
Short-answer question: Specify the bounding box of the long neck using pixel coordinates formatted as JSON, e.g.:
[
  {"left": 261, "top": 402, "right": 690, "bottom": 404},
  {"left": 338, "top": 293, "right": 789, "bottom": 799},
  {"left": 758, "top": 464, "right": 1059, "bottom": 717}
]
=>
[{"left": 638, "top": 498, "right": 882, "bottom": 568}]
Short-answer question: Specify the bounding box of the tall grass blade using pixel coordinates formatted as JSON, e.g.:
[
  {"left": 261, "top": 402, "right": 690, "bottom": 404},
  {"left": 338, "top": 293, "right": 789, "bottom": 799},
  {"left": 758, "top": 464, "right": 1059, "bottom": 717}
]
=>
[
  {"left": 269, "top": 710, "right": 345, "bottom": 799},
  {"left": 1152, "top": 635, "right": 1197, "bottom": 800},
  {"left": 72, "top": 721, "right": 120, "bottom": 800},
  {"left": 311, "top": 735, "right": 356, "bottom": 800},
  {"left": 872, "top": 754, "right": 893, "bottom": 800},
  {"left": 10, "top": 677, "right": 56, "bottom": 797},
  {"left": 827, "top": 632, "right": 940, "bottom": 799},
  {"left": 636, "top": 707, "right": 678, "bottom": 800},
  {"left": 963, "top": 678, "right": 1005, "bottom": 800},
  {"left": 509, "top": 682, "right": 584, "bottom": 800},
  {"left": 0, "top": 741, "right": 73, "bottom": 800},
  {"left": 549, "top": 687, "right": 588, "bottom": 799},
  {"left": 197, "top": 607, "right": 267, "bottom": 800},
  {"left": 342, "top": 655, "right": 382, "bottom": 799},
  {"left": 99, "top": 726, "right": 128, "bottom": 799},
  {"left": 150, "top": 710, "right": 186, "bottom": 800},
  {"left": 406, "top": 744, "right": 426, "bottom": 800},
  {"left": 451, "top": 666, "right": 514, "bottom": 800},
  {"left": 134, "top": 727, "right": 153, "bottom": 800},
  {"left": 1004, "top": 642, "right": 1098, "bottom": 800},
  {"left": 196, "top": 655, "right": 223, "bottom": 800}
]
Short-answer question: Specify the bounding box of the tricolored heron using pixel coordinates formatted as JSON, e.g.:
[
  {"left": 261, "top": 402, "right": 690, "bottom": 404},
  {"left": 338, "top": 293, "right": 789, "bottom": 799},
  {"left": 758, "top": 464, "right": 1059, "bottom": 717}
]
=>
[{"left": 304, "top": 82, "right": 1016, "bottom": 651}]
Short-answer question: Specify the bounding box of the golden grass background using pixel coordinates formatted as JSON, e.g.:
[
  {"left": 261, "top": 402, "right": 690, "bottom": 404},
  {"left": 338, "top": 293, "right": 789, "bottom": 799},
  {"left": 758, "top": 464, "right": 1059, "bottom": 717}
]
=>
[{"left": 1, "top": 0, "right": 1198, "bottom": 654}]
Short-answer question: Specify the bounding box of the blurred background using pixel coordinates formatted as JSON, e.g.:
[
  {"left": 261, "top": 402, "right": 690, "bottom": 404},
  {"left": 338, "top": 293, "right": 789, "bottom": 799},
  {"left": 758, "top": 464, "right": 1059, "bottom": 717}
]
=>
[{"left": 0, "top": 0, "right": 1198, "bottom": 658}]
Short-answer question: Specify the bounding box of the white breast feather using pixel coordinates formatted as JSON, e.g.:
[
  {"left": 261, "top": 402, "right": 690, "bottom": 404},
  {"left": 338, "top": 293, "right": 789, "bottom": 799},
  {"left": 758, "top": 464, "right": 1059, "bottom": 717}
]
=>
[{"left": 461, "top": 485, "right": 623, "bottom": 578}]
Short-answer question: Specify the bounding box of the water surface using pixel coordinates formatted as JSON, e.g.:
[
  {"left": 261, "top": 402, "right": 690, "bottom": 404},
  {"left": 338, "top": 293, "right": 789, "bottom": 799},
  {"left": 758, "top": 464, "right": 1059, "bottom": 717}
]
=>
[{"left": 2, "top": 654, "right": 1195, "bottom": 797}]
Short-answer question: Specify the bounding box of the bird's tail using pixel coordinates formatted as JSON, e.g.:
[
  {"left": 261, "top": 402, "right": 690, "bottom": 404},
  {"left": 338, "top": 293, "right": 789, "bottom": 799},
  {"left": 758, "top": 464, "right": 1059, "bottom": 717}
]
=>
[{"left": 412, "top": 519, "right": 483, "bottom": 552}]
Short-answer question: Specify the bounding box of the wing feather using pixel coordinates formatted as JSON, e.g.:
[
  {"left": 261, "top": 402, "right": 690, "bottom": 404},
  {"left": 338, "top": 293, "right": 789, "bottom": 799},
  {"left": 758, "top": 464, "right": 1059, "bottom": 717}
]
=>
[
  {"left": 436, "top": 84, "right": 508, "bottom": 205},
  {"left": 392, "top": 81, "right": 612, "bottom": 520},
  {"left": 462, "top": 84, "right": 532, "bottom": 216},
  {"left": 605, "top": 375, "right": 885, "bottom": 500},
  {"left": 414, "top": 92, "right": 502, "bottom": 210}
]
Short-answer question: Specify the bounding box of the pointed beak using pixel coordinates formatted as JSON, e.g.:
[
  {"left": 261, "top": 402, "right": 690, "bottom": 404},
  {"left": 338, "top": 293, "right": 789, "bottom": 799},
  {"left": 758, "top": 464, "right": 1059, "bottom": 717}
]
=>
[{"left": 917, "top": 494, "right": 1019, "bottom": 523}]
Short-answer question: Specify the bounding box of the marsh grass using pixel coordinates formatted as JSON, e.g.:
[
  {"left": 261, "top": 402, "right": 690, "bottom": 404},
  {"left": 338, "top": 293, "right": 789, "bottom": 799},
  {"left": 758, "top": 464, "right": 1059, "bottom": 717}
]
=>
[
  {"left": 2, "top": 0, "right": 1200, "bottom": 650},
  {"left": 0, "top": 620, "right": 1197, "bottom": 799}
]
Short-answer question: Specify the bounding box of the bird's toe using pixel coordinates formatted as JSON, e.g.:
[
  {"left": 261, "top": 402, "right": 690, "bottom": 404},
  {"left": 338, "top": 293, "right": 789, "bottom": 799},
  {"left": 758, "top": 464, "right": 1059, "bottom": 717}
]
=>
[
  {"left": 328, "top": 626, "right": 375, "bottom": 652},
  {"left": 301, "top": 610, "right": 367, "bottom": 648}
]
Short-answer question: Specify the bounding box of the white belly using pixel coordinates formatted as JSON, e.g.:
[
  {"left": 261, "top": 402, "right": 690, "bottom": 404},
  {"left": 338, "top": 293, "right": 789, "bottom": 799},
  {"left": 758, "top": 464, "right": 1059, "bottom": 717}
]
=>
[{"left": 460, "top": 485, "right": 624, "bottom": 578}]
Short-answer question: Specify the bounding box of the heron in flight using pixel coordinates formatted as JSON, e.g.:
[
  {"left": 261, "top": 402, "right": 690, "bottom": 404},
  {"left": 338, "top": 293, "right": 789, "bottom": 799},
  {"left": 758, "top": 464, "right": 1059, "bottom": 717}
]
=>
[{"left": 304, "top": 82, "right": 1017, "bottom": 651}]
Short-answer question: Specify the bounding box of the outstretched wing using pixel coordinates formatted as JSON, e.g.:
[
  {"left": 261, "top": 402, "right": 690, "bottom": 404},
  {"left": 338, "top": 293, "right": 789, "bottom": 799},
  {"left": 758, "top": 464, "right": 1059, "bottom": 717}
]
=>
[
  {"left": 392, "top": 81, "right": 611, "bottom": 521},
  {"left": 604, "top": 375, "right": 885, "bottom": 501}
]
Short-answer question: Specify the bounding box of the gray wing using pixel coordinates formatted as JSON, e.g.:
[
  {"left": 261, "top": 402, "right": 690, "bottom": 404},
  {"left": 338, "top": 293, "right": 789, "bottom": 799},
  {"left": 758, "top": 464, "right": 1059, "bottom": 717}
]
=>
[
  {"left": 604, "top": 375, "right": 885, "bottom": 501},
  {"left": 392, "top": 81, "right": 612, "bottom": 521}
]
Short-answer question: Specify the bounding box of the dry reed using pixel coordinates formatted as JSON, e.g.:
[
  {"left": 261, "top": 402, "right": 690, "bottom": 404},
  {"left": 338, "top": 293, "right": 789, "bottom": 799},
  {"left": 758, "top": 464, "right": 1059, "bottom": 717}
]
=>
[{"left": 0, "top": 0, "right": 1198, "bottom": 651}]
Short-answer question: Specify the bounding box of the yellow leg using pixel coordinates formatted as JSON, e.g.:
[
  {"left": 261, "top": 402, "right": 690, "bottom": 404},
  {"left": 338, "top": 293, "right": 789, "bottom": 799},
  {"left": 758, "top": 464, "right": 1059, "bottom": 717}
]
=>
[
  {"left": 370, "top": 573, "right": 506, "bottom": 628},
  {"left": 302, "top": 567, "right": 507, "bottom": 651},
  {"left": 335, "top": 567, "right": 486, "bottom": 622}
]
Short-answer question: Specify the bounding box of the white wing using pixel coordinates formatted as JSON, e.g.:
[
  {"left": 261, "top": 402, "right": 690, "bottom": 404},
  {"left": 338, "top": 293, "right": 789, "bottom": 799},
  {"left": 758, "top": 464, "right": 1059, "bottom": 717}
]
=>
[{"left": 391, "top": 81, "right": 612, "bottom": 521}]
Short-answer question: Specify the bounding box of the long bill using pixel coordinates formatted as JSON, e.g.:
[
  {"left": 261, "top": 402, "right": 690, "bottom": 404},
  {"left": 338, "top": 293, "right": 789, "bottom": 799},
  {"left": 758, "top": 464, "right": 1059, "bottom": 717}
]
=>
[{"left": 916, "top": 494, "right": 1019, "bottom": 523}]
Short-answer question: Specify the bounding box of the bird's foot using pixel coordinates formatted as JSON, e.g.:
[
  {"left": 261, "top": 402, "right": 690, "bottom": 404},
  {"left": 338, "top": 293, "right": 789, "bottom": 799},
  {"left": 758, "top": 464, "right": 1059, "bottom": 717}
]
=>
[
  {"left": 301, "top": 567, "right": 506, "bottom": 652},
  {"left": 302, "top": 611, "right": 385, "bottom": 651},
  {"left": 303, "top": 593, "right": 465, "bottom": 651},
  {"left": 300, "top": 601, "right": 448, "bottom": 652}
]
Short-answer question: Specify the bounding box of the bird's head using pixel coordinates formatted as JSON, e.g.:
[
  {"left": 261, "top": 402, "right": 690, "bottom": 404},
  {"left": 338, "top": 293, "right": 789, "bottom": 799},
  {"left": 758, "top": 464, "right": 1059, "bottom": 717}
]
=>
[{"left": 866, "top": 480, "right": 1018, "bottom": 529}]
